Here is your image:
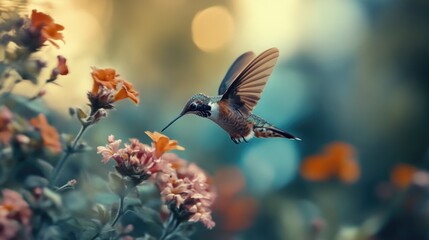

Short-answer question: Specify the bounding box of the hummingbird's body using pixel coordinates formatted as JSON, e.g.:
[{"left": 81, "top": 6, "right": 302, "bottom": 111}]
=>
[{"left": 162, "top": 48, "right": 300, "bottom": 143}]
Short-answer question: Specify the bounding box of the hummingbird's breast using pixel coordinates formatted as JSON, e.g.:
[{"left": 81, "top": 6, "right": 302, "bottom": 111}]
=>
[{"left": 208, "top": 101, "right": 252, "bottom": 138}]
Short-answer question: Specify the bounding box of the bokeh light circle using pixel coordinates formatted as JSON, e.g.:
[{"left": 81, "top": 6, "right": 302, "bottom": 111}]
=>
[
  {"left": 239, "top": 141, "right": 300, "bottom": 195},
  {"left": 254, "top": 68, "right": 309, "bottom": 126},
  {"left": 191, "top": 6, "right": 234, "bottom": 52}
]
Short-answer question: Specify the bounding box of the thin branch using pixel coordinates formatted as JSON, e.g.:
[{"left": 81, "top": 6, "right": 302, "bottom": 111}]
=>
[
  {"left": 50, "top": 124, "right": 88, "bottom": 185},
  {"left": 111, "top": 195, "right": 125, "bottom": 227}
]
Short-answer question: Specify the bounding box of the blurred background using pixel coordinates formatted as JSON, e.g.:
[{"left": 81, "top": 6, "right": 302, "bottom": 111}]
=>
[{"left": 8, "top": 0, "right": 429, "bottom": 239}]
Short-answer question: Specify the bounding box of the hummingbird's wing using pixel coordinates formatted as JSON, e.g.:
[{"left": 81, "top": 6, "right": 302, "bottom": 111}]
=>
[
  {"left": 221, "top": 48, "right": 279, "bottom": 117},
  {"left": 218, "top": 51, "right": 255, "bottom": 95}
]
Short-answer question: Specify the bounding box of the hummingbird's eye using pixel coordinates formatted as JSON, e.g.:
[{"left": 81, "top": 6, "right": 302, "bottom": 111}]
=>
[{"left": 189, "top": 102, "right": 197, "bottom": 111}]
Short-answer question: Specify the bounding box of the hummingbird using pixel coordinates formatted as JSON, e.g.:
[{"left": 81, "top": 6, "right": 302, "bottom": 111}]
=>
[{"left": 161, "top": 48, "right": 301, "bottom": 144}]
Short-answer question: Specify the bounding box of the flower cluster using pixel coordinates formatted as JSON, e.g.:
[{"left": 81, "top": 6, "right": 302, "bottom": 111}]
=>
[
  {"left": 0, "top": 9, "right": 68, "bottom": 99},
  {"left": 0, "top": 107, "right": 61, "bottom": 154},
  {"left": 158, "top": 153, "right": 216, "bottom": 229},
  {"left": 0, "top": 7, "right": 218, "bottom": 240},
  {"left": 97, "top": 135, "right": 170, "bottom": 184},
  {"left": 88, "top": 68, "right": 139, "bottom": 114},
  {"left": 98, "top": 132, "right": 216, "bottom": 229},
  {"left": 0, "top": 189, "right": 32, "bottom": 240}
]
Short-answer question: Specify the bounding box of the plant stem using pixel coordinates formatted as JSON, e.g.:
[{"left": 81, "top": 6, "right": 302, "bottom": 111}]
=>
[
  {"left": 159, "top": 213, "right": 181, "bottom": 240},
  {"left": 28, "top": 82, "right": 47, "bottom": 101},
  {"left": 51, "top": 124, "right": 88, "bottom": 185},
  {"left": 90, "top": 232, "right": 99, "bottom": 240},
  {"left": 111, "top": 195, "right": 124, "bottom": 227}
]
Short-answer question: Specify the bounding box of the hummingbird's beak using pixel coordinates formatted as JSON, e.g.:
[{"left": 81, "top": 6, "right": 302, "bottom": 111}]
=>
[{"left": 161, "top": 113, "right": 184, "bottom": 132}]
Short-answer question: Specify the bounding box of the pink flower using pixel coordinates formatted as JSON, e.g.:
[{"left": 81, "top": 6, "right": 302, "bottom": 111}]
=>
[
  {"left": 0, "top": 190, "right": 32, "bottom": 225},
  {"left": 0, "top": 216, "right": 19, "bottom": 240},
  {"left": 0, "top": 189, "right": 32, "bottom": 239},
  {"left": 157, "top": 154, "right": 216, "bottom": 229},
  {"left": 97, "top": 135, "right": 122, "bottom": 163},
  {"left": 188, "top": 202, "right": 216, "bottom": 229},
  {"left": 98, "top": 135, "right": 172, "bottom": 183},
  {"left": 98, "top": 134, "right": 215, "bottom": 229}
]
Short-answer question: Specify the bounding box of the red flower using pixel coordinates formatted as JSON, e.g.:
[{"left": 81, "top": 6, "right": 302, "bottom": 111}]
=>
[
  {"left": 54, "top": 55, "right": 68, "bottom": 75},
  {"left": 0, "top": 107, "right": 13, "bottom": 145},
  {"left": 49, "top": 55, "right": 68, "bottom": 82},
  {"left": 30, "top": 10, "right": 64, "bottom": 48}
]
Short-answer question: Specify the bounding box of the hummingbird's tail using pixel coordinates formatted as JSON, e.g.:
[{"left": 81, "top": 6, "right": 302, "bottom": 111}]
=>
[{"left": 254, "top": 126, "right": 301, "bottom": 141}]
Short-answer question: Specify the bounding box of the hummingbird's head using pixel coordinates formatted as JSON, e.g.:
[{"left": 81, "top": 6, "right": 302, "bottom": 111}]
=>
[
  {"left": 161, "top": 93, "right": 211, "bottom": 132},
  {"left": 183, "top": 93, "right": 211, "bottom": 117}
]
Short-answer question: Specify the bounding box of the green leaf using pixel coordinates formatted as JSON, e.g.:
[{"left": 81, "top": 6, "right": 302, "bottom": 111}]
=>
[
  {"left": 35, "top": 159, "right": 54, "bottom": 178},
  {"left": 168, "top": 233, "right": 191, "bottom": 240},
  {"left": 37, "top": 226, "right": 64, "bottom": 240},
  {"left": 76, "top": 107, "right": 88, "bottom": 121},
  {"left": 133, "top": 206, "right": 164, "bottom": 228},
  {"left": 108, "top": 171, "right": 126, "bottom": 197},
  {"left": 78, "top": 219, "right": 103, "bottom": 240},
  {"left": 125, "top": 206, "right": 164, "bottom": 237},
  {"left": 14, "top": 63, "right": 38, "bottom": 84},
  {"left": 24, "top": 175, "right": 49, "bottom": 188},
  {"left": 0, "top": 93, "right": 47, "bottom": 118},
  {"left": 92, "top": 204, "right": 111, "bottom": 225}
]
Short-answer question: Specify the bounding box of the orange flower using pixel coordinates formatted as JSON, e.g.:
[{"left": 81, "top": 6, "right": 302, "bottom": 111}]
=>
[
  {"left": 300, "top": 142, "right": 359, "bottom": 183},
  {"left": 114, "top": 80, "right": 139, "bottom": 104},
  {"left": 221, "top": 197, "right": 258, "bottom": 231},
  {"left": 90, "top": 67, "right": 139, "bottom": 105},
  {"left": 91, "top": 67, "right": 120, "bottom": 95},
  {"left": 30, "top": 114, "right": 61, "bottom": 153},
  {"left": 300, "top": 155, "right": 334, "bottom": 181},
  {"left": 145, "top": 131, "right": 184, "bottom": 158},
  {"left": 326, "top": 143, "right": 359, "bottom": 183},
  {"left": 391, "top": 164, "right": 417, "bottom": 189},
  {"left": 214, "top": 167, "right": 246, "bottom": 200},
  {"left": 213, "top": 167, "right": 258, "bottom": 232},
  {"left": 30, "top": 10, "right": 64, "bottom": 48}
]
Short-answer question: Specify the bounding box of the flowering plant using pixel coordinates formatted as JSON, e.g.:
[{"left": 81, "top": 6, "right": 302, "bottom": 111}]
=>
[{"left": 0, "top": 8, "right": 215, "bottom": 240}]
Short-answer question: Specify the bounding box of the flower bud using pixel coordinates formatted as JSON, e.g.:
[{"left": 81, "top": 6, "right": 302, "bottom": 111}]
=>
[{"left": 91, "top": 108, "right": 107, "bottom": 124}]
